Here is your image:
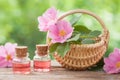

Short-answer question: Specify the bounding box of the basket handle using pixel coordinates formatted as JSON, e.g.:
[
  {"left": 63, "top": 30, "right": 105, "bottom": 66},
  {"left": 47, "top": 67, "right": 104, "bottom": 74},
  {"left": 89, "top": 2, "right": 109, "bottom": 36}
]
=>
[{"left": 57, "top": 9, "right": 109, "bottom": 37}]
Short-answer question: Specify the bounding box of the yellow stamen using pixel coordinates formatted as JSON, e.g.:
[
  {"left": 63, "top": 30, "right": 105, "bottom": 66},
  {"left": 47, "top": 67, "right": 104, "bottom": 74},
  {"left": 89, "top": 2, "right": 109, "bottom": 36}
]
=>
[
  {"left": 6, "top": 54, "right": 12, "bottom": 61},
  {"left": 59, "top": 30, "right": 66, "bottom": 37},
  {"left": 116, "top": 62, "right": 120, "bottom": 68}
]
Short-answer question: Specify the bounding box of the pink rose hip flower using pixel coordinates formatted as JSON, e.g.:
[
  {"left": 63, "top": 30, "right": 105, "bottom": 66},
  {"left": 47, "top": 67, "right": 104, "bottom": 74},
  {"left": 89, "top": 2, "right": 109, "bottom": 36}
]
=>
[
  {"left": 38, "top": 7, "right": 58, "bottom": 32},
  {"left": 0, "top": 42, "right": 17, "bottom": 68},
  {"left": 48, "top": 20, "right": 73, "bottom": 43},
  {"left": 103, "top": 48, "right": 120, "bottom": 74}
]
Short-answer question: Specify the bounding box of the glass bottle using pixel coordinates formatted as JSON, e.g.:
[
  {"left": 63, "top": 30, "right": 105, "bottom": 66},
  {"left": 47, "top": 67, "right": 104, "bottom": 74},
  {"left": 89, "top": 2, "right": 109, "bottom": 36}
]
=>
[
  {"left": 33, "top": 44, "right": 51, "bottom": 72},
  {"left": 12, "top": 46, "right": 31, "bottom": 74}
]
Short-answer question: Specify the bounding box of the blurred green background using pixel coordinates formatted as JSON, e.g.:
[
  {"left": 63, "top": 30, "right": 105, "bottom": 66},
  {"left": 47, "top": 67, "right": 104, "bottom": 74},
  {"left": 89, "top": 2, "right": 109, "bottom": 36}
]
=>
[{"left": 0, "top": 0, "right": 120, "bottom": 59}]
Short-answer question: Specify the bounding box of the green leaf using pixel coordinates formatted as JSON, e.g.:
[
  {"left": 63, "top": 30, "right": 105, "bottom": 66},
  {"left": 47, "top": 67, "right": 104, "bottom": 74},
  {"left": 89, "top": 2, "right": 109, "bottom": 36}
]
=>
[
  {"left": 49, "top": 43, "right": 60, "bottom": 54},
  {"left": 50, "top": 54, "right": 54, "bottom": 60},
  {"left": 56, "top": 43, "right": 70, "bottom": 57},
  {"left": 74, "top": 25, "right": 91, "bottom": 34},
  {"left": 70, "top": 41, "right": 81, "bottom": 44},
  {"left": 67, "top": 34, "right": 80, "bottom": 42},
  {"left": 79, "top": 34, "right": 90, "bottom": 39},
  {"left": 89, "top": 30, "right": 101, "bottom": 37},
  {"left": 70, "top": 15, "right": 81, "bottom": 26},
  {"left": 81, "top": 39, "right": 95, "bottom": 44}
]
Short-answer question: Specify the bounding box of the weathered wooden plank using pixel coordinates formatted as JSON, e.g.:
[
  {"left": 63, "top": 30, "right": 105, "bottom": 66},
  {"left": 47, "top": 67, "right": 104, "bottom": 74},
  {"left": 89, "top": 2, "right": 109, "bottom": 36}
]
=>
[{"left": 0, "top": 61, "right": 119, "bottom": 80}]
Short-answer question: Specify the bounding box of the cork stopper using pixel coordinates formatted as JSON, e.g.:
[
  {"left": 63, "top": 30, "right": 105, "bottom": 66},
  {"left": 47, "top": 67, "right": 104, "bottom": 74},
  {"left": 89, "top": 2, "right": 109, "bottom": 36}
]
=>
[
  {"left": 36, "top": 44, "right": 48, "bottom": 56},
  {"left": 15, "top": 46, "right": 28, "bottom": 58}
]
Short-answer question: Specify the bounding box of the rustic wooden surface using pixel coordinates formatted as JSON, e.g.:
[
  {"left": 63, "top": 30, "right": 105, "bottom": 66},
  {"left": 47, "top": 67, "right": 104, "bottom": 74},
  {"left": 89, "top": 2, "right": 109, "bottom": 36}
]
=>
[{"left": 0, "top": 61, "right": 119, "bottom": 80}]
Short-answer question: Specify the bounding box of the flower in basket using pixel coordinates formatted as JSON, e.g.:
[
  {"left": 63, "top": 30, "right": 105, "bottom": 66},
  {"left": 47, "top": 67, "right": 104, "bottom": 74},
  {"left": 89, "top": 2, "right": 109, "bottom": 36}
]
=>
[
  {"left": 48, "top": 20, "right": 73, "bottom": 43},
  {"left": 38, "top": 7, "right": 101, "bottom": 56},
  {"left": 0, "top": 42, "right": 17, "bottom": 68},
  {"left": 38, "top": 7, "right": 58, "bottom": 32}
]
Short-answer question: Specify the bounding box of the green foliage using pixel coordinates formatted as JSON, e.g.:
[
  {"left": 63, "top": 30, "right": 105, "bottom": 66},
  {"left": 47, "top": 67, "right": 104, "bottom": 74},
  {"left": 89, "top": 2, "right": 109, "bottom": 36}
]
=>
[
  {"left": 74, "top": 25, "right": 91, "bottom": 34},
  {"left": 49, "top": 43, "right": 60, "bottom": 54},
  {"left": 81, "top": 39, "right": 95, "bottom": 44},
  {"left": 49, "top": 42, "right": 70, "bottom": 57},
  {"left": 56, "top": 43, "right": 70, "bottom": 56},
  {"left": 70, "top": 15, "right": 81, "bottom": 26},
  {"left": 67, "top": 34, "right": 80, "bottom": 42},
  {"left": 89, "top": 30, "right": 101, "bottom": 38}
]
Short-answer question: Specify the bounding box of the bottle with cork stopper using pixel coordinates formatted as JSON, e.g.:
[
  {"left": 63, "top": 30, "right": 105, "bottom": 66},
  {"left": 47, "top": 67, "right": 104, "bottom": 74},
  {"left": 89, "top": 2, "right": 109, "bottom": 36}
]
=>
[
  {"left": 33, "top": 44, "right": 51, "bottom": 72},
  {"left": 12, "top": 46, "right": 31, "bottom": 74}
]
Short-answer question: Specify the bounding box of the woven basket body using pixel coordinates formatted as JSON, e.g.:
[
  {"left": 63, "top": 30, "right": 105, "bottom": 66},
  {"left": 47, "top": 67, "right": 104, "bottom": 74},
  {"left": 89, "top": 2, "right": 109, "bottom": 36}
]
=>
[{"left": 47, "top": 9, "right": 109, "bottom": 70}]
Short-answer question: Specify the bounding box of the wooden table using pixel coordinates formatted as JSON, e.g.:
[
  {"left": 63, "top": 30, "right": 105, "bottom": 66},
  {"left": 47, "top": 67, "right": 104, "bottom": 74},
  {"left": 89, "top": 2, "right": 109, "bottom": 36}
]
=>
[{"left": 0, "top": 61, "right": 119, "bottom": 80}]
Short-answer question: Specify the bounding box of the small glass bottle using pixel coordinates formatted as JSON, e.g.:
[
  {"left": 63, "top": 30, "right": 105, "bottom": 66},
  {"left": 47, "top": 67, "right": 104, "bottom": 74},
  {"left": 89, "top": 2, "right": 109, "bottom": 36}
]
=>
[
  {"left": 33, "top": 44, "right": 51, "bottom": 72},
  {"left": 12, "top": 46, "right": 31, "bottom": 74}
]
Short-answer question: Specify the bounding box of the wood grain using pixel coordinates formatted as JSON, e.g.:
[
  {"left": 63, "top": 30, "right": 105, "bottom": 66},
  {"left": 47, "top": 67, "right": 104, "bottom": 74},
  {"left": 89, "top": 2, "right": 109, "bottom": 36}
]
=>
[{"left": 0, "top": 61, "right": 119, "bottom": 80}]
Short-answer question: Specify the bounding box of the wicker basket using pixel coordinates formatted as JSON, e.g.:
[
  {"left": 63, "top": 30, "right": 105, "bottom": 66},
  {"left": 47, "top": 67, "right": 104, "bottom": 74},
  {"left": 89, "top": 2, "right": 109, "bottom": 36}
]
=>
[{"left": 47, "top": 9, "right": 109, "bottom": 70}]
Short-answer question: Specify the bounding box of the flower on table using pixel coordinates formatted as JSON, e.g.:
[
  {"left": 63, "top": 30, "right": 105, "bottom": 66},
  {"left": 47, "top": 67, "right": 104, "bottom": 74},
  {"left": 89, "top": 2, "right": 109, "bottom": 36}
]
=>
[
  {"left": 103, "top": 48, "right": 120, "bottom": 74},
  {"left": 0, "top": 42, "right": 17, "bottom": 68},
  {"left": 48, "top": 20, "right": 73, "bottom": 43},
  {"left": 38, "top": 7, "right": 58, "bottom": 32}
]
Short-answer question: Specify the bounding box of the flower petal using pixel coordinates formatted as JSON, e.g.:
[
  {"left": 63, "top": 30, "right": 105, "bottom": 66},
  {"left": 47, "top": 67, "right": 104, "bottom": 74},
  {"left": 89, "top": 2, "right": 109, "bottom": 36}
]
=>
[
  {"left": 0, "top": 46, "right": 7, "bottom": 57},
  {"left": 7, "top": 60, "right": 12, "bottom": 67},
  {"left": 108, "top": 48, "right": 120, "bottom": 63},
  {"left": 38, "top": 16, "right": 49, "bottom": 31},
  {"left": 4, "top": 42, "right": 17, "bottom": 56},
  {"left": 44, "top": 7, "right": 58, "bottom": 20},
  {"left": 38, "top": 7, "right": 58, "bottom": 32},
  {"left": 49, "top": 25, "right": 59, "bottom": 39},
  {"left": 0, "top": 57, "right": 7, "bottom": 68},
  {"left": 104, "top": 58, "right": 115, "bottom": 66},
  {"left": 49, "top": 20, "right": 73, "bottom": 43},
  {"left": 51, "top": 37, "right": 66, "bottom": 43},
  {"left": 103, "top": 48, "right": 120, "bottom": 74}
]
